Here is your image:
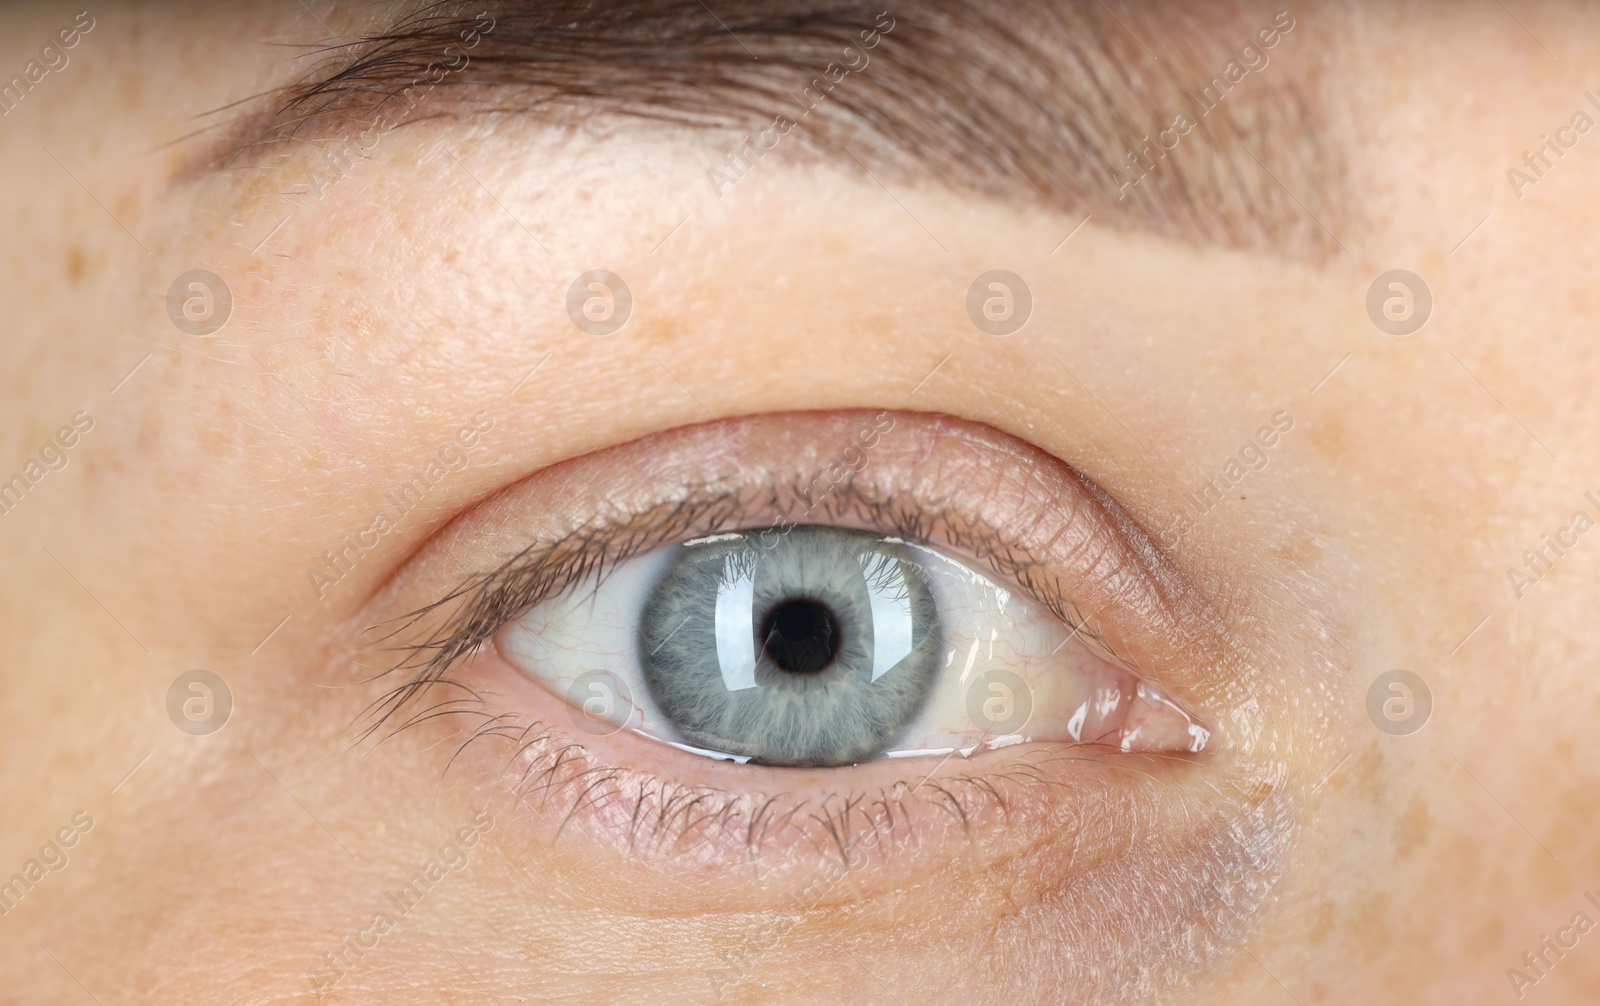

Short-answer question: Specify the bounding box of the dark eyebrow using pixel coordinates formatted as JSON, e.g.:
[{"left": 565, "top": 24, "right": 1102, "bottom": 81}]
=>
[{"left": 207, "top": 1, "right": 1347, "bottom": 258}]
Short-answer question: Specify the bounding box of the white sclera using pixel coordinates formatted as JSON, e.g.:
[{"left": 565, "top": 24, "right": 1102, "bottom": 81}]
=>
[
  {"left": 713, "top": 553, "right": 758, "bottom": 692},
  {"left": 859, "top": 550, "right": 915, "bottom": 682}
]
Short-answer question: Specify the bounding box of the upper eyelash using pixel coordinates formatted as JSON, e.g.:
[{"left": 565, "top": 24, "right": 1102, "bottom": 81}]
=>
[
  {"left": 358, "top": 489, "right": 747, "bottom": 743},
  {"left": 358, "top": 468, "right": 1108, "bottom": 747}
]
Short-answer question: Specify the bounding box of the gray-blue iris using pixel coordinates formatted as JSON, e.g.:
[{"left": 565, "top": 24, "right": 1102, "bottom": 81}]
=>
[{"left": 637, "top": 526, "right": 944, "bottom": 767}]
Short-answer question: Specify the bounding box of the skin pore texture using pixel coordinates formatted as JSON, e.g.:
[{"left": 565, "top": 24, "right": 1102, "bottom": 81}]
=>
[{"left": 1, "top": 1, "right": 1599, "bottom": 1004}]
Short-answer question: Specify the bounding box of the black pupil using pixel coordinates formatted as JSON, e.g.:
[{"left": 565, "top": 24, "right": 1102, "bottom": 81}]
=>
[{"left": 761, "top": 600, "right": 839, "bottom": 675}]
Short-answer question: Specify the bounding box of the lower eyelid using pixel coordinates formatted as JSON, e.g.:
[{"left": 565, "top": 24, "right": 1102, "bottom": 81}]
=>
[
  {"left": 472, "top": 637, "right": 1230, "bottom": 867},
  {"left": 439, "top": 642, "right": 1291, "bottom": 996}
]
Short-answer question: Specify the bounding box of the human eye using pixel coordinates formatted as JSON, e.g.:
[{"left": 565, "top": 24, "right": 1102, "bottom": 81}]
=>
[
  {"left": 370, "top": 410, "right": 1244, "bottom": 880},
  {"left": 499, "top": 521, "right": 1209, "bottom": 768}
]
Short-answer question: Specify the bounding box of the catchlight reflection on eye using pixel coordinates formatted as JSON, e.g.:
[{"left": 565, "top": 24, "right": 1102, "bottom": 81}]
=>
[{"left": 497, "top": 525, "right": 1210, "bottom": 768}]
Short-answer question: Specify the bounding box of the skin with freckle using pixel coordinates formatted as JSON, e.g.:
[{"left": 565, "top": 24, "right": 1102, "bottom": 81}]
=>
[{"left": 2, "top": 1, "right": 1600, "bottom": 1004}]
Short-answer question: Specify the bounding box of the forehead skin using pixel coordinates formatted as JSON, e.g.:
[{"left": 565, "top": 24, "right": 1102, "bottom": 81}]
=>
[{"left": 2, "top": 1, "right": 1600, "bottom": 1004}]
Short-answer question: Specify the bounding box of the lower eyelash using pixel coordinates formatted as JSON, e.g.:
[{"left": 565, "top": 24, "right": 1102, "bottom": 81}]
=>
[
  {"left": 441, "top": 688, "right": 1168, "bottom": 872},
  {"left": 467, "top": 714, "right": 950, "bottom": 864},
  {"left": 426, "top": 690, "right": 1297, "bottom": 1001}
]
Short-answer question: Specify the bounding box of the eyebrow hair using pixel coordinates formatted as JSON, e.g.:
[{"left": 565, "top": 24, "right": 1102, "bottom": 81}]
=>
[{"left": 212, "top": 1, "right": 1347, "bottom": 258}]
